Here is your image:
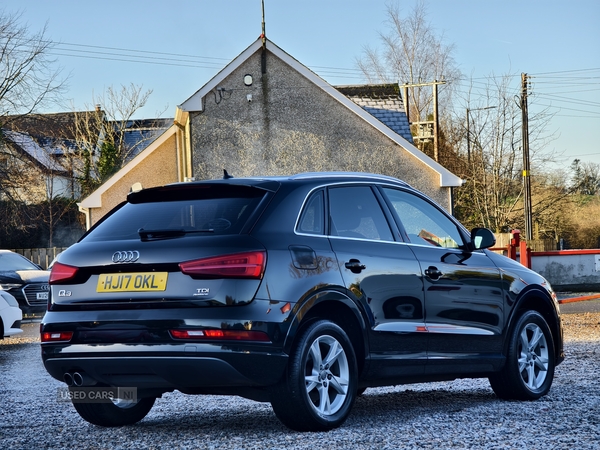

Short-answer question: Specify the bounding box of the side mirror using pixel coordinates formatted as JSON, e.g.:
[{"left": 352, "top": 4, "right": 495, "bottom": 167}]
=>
[{"left": 471, "top": 228, "right": 496, "bottom": 250}]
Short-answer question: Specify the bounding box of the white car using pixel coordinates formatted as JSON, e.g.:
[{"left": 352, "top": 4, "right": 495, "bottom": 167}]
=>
[{"left": 0, "top": 290, "right": 23, "bottom": 338}]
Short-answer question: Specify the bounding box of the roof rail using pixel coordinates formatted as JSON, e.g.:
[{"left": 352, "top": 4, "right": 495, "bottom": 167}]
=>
[{"left": 289, "top": 171, "right": 409, "bottom": 186}]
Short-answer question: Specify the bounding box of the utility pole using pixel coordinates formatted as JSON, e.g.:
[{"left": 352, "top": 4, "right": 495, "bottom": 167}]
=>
[
  {"left": 403, "top": 80, "right": 446, "bottom": 162},
  {"left": 521, "top": 73, "right": 533, "bottom": 241}
]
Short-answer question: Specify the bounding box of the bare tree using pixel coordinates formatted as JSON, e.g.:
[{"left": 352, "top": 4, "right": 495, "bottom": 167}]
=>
[
  {"left": 355, "top": 3, "right": 588, "bottom": 248},
  {"left": 71, "top": 84, "right": 155, "bottom": 195},
  {"left": 0, "top": 10, "right": 69, "bottom": 247},
  {"left": 0, "top": 132, "right": 42, "bottom": 243},
  {"left": 97, "top": 84, "right": 154, "bottom": 163},
  {"left": 570, "top": 159, "right": 600, "bottom": 195},
  {"left": 563, "top": 196, "right": 600, "bottom": 249},
  {"left": 0, "top": 10, "right": 66, "bottom": 121},
  {"left": 356, "top": 1, "right": 461, "bottom": 122},
  {"left": 0, "top": 128, "right": 81, "bottom": 247},
  {"left": 454, "top": 73, "right": 563, "bottom": 234}
]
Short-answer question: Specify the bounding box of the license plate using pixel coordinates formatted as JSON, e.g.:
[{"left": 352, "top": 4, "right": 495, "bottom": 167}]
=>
[
  {"left": 97, "top": 273, "right": 168, "bottom": 292},
  {"left": 37, "top": 292, "right": 49, "bottom": 300}
]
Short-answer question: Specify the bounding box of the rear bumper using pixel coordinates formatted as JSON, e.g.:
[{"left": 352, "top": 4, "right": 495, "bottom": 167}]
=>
[
  {"left": 40, "top": 299, "right": 291, "bottom": 390},
  {"left": 43, "top": 351, "right": 288, "bottom": 389}
]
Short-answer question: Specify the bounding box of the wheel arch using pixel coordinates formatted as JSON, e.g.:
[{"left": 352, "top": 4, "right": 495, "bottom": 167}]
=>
[
  {"left": 505, "top": 286, "right": 563, "bottom": 362},
  {"left": 283, "top": 290, "right": 369, "bottom": 377}
]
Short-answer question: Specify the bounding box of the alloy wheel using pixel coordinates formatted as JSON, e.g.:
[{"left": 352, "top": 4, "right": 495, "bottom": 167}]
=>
[
  {"left": 518, "top": 323, "right": 549, "bottom": 390},
  {"left": 304, "top": 334, "right": 350, "bottom": 416}
]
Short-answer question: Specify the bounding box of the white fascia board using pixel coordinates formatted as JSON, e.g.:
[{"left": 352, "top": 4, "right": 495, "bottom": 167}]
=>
[
  {"left": 265, "top": 42, "right": 463, "bottom": 188},
  {"left": 179, "top": 39, "right": 264, "bottom": 112},
  {"left": 78, "top": 125, "right": 177, "bottom": 209}
]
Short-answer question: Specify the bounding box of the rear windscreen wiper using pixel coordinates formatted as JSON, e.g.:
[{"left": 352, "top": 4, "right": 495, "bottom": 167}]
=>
[{"left": 138, "top": 228, "right": 214, "bottom": 241}]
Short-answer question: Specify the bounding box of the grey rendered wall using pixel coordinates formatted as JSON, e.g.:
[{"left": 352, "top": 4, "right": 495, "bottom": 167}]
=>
[
  {"left": 190, "top": 49, "right": 450, "bottom": 210},
  {"left": 532, "top": 253, "right": 600, "bottom": 292}
]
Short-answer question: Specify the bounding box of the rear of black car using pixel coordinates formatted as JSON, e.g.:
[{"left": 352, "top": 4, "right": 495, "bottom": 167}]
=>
[{"left": 41, "top": 180, "right": 291, "bottom": 399}]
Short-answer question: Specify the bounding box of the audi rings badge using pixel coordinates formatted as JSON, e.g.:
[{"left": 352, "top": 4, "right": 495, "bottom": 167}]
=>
[{"left": 112, "top": 250, "right": 140, "bottom": 263}]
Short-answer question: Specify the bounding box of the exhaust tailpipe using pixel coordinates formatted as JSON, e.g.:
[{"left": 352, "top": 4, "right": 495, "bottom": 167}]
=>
[
  {"left": 72, "top": 371, "right": 97, "bottom": 387},
  {"left": 63, "top": 372, "right": 74, "bottom": 386}
]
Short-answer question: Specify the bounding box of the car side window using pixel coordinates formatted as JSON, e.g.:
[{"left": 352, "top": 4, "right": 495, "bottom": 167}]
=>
[
  {"left": 329, "top": 186, "right": 393, "bottom": 241},
  {"left": 382, "top": 188, "right": 464, "bottom": 249},
  {"left": 297, "top": 190, "right": 324, "bottom": 235}
]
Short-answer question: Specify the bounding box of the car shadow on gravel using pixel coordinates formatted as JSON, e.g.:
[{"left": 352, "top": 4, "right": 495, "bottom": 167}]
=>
[
  {"left": 133, "top": 396, "right": 288, "bottom": 433},
  {"left": 348, "top": 387, "right": 498, "bottom": 422},
  {"left": 126, "top": 386, "right": 499, "bottom": 435}
]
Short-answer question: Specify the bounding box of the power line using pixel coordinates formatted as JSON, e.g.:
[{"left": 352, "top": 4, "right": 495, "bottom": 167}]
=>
[
  {"left": 38, "top": 41, "right": 600, "bottom": 88},
  {"left": 546, "top": 87, "right": 600, "bottom": 95},
  {"left": 48, "top": 52, "right": 225, "bottom": 70},
  {"left": 554, "top": 113, "right": 600, "bottom": 118},
  {"left": 534, "top": 94, "right": 600, "bottom": 108},
  {"left": 530, "top": 68, "right": 600, "bottom": 76},
  {"left": 38, "top": 40, "right": 600, "bottom": 120},
  {"left": 531, "top": 102, "right": 600, "bottom": 117},
  {"left": 54, "top": 41, "right": 231, "bottom": 63},
  {"left": 46, "top": 42, "right": 374, "bottom": 79},
  {"left": 565, "top": 152, "right": 600, "bottom": 158}
]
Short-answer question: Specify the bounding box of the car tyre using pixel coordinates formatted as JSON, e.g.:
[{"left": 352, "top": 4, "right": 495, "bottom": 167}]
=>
[
  {"left": 489, "top": 310, "right": 555, "bottom": 400},
  {"left": 71, "top": 392, "right": 156, "bottom": 427},
  {"left": 271, "top": 320, "right": 357, "bottom": 431}
]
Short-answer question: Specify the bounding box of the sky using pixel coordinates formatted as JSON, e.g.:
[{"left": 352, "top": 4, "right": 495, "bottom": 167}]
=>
[{"left": 2, "top": 0, "right": 599, "bottom": 171}]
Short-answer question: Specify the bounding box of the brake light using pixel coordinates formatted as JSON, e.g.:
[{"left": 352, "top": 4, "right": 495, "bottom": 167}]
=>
[
  {"left": 170, "top": 329, "right": 270, "bottom": 342},
  {"left": 41, "top": 331, "right": 74, "bottom": 342},
  {"left": 179, "top": 251, "right": 266, "bottom": 279},
  {"left": 49, "top": 262, "right": 79, "bottom": 284}
]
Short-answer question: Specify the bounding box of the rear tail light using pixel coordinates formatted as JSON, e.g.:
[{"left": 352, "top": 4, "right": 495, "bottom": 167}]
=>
[
  {"left": 179, "top": 251, "right": 266, "bottom": 279},
  {"left": 170, "top": 329, "right": 270, "bottom": 342},
  {"left": 41, "top": 331, "right": 74, "bottom": 342},
  {"left": 49, "top": 262, "right": 79, "bottom": 284}
]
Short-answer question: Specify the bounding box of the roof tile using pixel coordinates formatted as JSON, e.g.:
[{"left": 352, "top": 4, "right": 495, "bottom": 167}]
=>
[{"left": 335, "top": 84, "right": 414, "bottom": 143}]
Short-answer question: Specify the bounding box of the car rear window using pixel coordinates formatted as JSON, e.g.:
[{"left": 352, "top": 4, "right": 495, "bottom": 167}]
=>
[{"left": 83, "top": 185, "right": 268, "bottom": 242}]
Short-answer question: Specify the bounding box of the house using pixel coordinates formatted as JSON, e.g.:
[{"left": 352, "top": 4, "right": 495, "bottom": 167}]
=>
[
  {"left": 0, "top": 112, "right": 175, "bottom": 202},
  {"left": 0, "top": 112, "right": 88, "bottom": 203},
  {"left": 78, "top": 37, "right": 462, "bottom": 228},
  {"left": 116, "top": 118, "right": 174, "bottom": 162},
  {"left": 0, "top": 110, "right": 172, "bottom": 206},
  {"left": 77, "top": 124, "right": 179, "bottom": 229}
]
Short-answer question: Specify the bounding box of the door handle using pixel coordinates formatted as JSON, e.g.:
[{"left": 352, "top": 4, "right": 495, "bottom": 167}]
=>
[
  {"left": 424, "top": 266, "right": 443, "bottom": 281},
  {"left": 345, "top": 259, "right": 366, "bottom": 274}
]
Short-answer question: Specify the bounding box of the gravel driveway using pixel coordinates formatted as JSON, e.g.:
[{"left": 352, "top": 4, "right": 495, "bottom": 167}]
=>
[{"left": 1, "top": 314, "right": 599, "bottom": 450}]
